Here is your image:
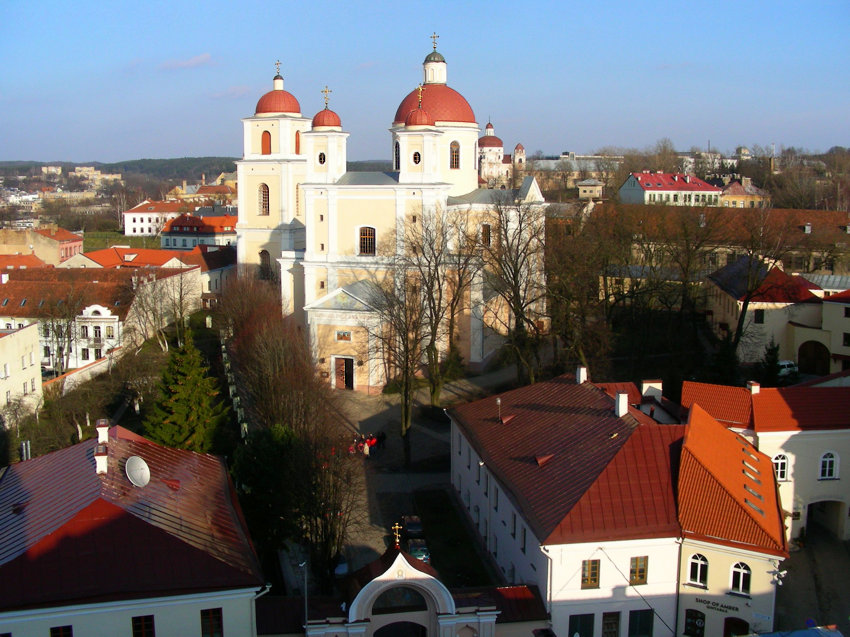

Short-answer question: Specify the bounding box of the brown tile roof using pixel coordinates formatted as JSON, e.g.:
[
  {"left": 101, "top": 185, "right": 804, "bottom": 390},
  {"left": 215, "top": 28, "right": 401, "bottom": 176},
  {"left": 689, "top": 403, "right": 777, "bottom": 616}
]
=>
[
  {"left": 124, "top": 200, "right": 186, "bottom": 214},
  {"left": 453, "top": 585, "right": 548, "bottom": 623},
  {"left": 752, "top": 387, "right": 850, "bottom": 432},
  {"left": 678, "top": 405, "right": 787, "bottom": 556},
  {"left": 33, "top": 226, "right": 81, "bottom": 243},
  {"left": 681, "top": 381, "right": 753, "bottom": 428},
  {"left": 0, "top": 254, "right": 48, "bottom": 269},
  {"left": 630, "top": 172, "right": 721, "bottom": 193},
  {"left": 0, "top": 426, "right": 263, "bottom": 611},
  {"left": 197, "top": 185, "right": 235, "bottom": 195},
  {"left": 597, "top": 382, "right": 642, "bottom": 405},
  {"left": 181, "top": 245, "right": 236, "bottom": 272},
  {"left": 449, "top": 374, "right": 653, "bottom": 544}
]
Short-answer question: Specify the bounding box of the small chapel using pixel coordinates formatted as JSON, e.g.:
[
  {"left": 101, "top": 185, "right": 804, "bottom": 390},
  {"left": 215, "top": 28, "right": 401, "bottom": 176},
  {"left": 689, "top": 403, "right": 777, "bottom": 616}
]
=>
[{"left": 235, "top": 37, "right": 545, "bottom": 393}]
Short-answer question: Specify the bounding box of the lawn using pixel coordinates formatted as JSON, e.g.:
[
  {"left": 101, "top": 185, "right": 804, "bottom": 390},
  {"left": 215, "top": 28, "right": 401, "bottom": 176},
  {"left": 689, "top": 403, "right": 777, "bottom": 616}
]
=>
[
  {"left": 414, "top": 488, "right": 499, "bottom": 587},
  {"left": 83, "top": 231, "right": 162, "bottom": 251}
]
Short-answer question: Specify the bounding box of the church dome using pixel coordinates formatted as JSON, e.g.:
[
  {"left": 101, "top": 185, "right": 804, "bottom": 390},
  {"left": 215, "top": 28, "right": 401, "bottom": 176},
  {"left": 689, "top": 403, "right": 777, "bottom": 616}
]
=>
[
  {"left": 312, "top": 108, "right": 342, "bottom": 128},
  {"left": 255, "top": 74, "right": 301, "bottom": 116},
  {"left": 478, "top": 134, "right": 503, "bottom": 148},
  {"left": 405, "top": 106, "right": 435, "bottom": 127},
  {"left": 394, "top": 84, "right": 475, "bottom": 125},
  {"left": 424, "top": 50, "right": 445, "bottom": 63}
]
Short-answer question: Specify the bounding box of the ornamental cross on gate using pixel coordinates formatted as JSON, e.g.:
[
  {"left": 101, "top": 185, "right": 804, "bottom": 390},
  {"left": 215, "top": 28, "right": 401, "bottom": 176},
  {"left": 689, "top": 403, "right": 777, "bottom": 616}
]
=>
[{"left": 392, "top": 522, "right": 402, "bottom": 548}]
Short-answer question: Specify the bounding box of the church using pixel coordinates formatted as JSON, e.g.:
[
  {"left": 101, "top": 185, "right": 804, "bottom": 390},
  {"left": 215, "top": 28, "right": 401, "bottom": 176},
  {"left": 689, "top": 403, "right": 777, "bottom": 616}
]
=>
[{"left": 235, "top": 38, "right": 545, "bottom": 393}]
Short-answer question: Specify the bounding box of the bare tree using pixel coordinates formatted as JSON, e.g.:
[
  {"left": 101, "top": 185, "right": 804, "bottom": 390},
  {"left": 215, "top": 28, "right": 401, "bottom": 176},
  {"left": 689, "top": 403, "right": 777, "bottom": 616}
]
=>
[
  {"left": 41, "top": 284, "right": 90, "bottom": 374},
  {"left": 123, "top": 267, "right": 200, "bottom": 352},
  {"left": 480, "top": 196, "right": 547, "bottom": 384}
]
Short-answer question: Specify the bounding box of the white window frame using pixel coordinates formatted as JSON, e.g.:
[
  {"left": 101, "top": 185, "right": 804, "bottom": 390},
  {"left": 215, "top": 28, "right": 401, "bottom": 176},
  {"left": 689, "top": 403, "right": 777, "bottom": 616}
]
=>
[
  {"left": 773, "top": 454, "right": 789, "bottom": 481},
  {"left": 688, "top": 553, "right": 708, "bottom": 587},
  {"left": 819, "top": 451, "right": 839, "bottom": 480},
  {"left": 730, "top": 562, "right": 751, "bottom": 595}
]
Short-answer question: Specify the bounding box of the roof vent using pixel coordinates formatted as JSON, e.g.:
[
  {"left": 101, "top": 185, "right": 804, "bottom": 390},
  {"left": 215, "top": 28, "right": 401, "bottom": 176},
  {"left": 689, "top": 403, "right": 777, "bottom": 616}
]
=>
[
  {"left": 576, "top": 366, "right": 588, "bottom": 384},
  {"left": 804, "top": 222, "right": 812, "bottom": 234},
  {"left": 125, "top": 455, "right": 151, "bottom": 487},
  {"left": 747, "top": 380, "right": 760, "bottom": 395}
]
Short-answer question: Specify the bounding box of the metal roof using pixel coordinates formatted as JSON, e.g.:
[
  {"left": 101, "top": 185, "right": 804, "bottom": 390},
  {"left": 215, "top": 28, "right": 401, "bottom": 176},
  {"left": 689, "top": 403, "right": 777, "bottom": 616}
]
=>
[{"left": 335, "top": 171, "right": 400, "bottom": 186}]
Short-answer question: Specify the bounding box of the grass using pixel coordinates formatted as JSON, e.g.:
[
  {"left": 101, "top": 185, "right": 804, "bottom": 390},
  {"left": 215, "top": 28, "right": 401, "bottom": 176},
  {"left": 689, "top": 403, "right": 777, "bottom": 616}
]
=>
[
  {"left": 414, "top": 488, "right": 498, "bottom": 587},
  {"left": 83, "top": 231, "right": 162, "bottom": 251}
]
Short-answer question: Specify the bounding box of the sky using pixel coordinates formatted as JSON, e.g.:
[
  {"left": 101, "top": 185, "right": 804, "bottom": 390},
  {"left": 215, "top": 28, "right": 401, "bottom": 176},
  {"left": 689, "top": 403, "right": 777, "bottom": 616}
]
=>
[{"left": 1, "top": 1, "right": 848, "bottom": 163}]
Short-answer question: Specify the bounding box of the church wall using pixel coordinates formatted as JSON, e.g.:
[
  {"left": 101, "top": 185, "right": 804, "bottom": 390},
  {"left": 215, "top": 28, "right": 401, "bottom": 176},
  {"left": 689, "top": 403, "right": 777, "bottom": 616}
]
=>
[
  {"left": 333, "top": 198, "right": 398, "bottom": 257},
  {"left": 249, "top": 120, "right": 280, "bottom": 154}
]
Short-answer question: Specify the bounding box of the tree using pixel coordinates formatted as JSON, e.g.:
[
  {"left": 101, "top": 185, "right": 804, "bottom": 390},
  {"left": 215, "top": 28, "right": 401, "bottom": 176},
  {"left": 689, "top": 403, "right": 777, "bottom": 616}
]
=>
[
  {"left": 41, "top": 284, "right": 91, "bottom": 374},
  {"left": 143, "top": 331, "right": 228, "bottom": 453},
  {"left": 480, "top": 196, "right": 547, "bottom": 384},
  {"left": 124, "top": 267, "right": 200, "bottom": 352}
]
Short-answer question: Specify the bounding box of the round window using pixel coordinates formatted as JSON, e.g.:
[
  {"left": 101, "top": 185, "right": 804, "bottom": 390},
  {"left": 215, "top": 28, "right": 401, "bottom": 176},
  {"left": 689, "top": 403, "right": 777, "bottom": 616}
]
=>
[
  {"left": 318, "top": 152, "right": 326, "bottom": 165},
  {"left": 412, "top": 152, "right": 421, "bottom": 165}
]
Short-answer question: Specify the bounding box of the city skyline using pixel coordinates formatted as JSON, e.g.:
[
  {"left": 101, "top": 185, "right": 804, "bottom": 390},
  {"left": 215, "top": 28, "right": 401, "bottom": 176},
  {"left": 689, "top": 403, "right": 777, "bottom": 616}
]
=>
[{"left": 1, "top": 0, "right": 848, "bottom": 164}]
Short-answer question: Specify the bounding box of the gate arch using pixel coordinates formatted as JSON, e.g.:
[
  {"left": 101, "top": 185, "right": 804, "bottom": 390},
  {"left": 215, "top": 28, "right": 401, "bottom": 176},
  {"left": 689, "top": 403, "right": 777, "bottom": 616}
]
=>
[{"left": 798, "top": 340, "right": 829, "bottom": 375}]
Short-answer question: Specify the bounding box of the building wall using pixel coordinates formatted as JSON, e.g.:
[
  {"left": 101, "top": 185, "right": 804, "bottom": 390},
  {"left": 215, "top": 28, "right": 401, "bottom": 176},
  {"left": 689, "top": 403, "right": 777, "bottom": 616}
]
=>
[
  {"left": 123, "top": 212, "right": 181, "bottom": 237},
  {"left": 678, "top": 539, "right": 781, "bottom": 636},
  {"left": 0, "top": 323, "right": 43, "bottom": 421},
  {"left": 0, "top": 588, "right": 258, "bottom": 637},
  {"left": 757, "top": 429, "right": 850, "bottom": 540},
  {"left": 0, "top": 228, "right": 81, "bottom": 266}
]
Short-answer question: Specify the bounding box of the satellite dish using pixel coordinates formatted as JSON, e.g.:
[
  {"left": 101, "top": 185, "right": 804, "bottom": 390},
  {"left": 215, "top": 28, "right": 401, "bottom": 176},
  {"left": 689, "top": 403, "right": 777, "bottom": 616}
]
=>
[{"left": 125, "top": 455, "right": 150, "bottom": 487}]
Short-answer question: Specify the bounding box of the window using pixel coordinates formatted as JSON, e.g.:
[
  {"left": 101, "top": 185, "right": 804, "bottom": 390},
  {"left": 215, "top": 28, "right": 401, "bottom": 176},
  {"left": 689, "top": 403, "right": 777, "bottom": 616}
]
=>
[
  {"left": 466, "top": 447, "right": 470, "bottom": 469},
  {"left": 95, "top": 348, "right": 102, "bottom": 359},
  {"left": 261, "top": 130, "right": 271, "bottom": 155},
  {"left": 481, "top": 223, "right": 491, "bottom": 247},
  {"left": 258, "top": 184, "right": 270, "bottom": 216},
  {"left": 844, "top": 307, "right": 850, "bottom": 318},
  {"left": 511, "top": 512, "right": 516, "bottom": 537},
  {"left": 50, "top": 627, "right": 73, "bottom": 637},
  {"left": 569, "top": 614, "right": 594, "bottom": 637},
  {"left": 394, "top": 142, "right": 400, "bottom": 170},
  {"left": 630, "top": 556, "right": 648, "bottom": 585},
  {"left": 359, "top": 227, "right": 376, "bottom": 256},
  {"left": 450, "top": 141, "right": 460, "bottom": 169},
  {"left": 773, "top": 454, "right": 788, "bottom": 481},
  {"left": 200, "top": 608, "right": 223, "bottom": 637},
  {"left": 106, "top": 325, "right": 114, "bottom": 338},
  {"left": 22, "top": 382, "right": 28, "bottom": 395},
  {"left": 336, "top": 330, "right": 351, "bottom": 341},
  {"left": 80, "top": 325, "right": 88, "bottom": 338},
  {"left": 295, "top": 130, "right": 301, "bottom": 155},
  {"left": 730, "top": 562, "right": 751, "bottom": 595},
  {"left": 844, "top": 333, "right": 850, "bottom": 347},
  {"left": 754, "top": 309, "right": 765, "bottom": 324},
  {"left": 688, "top": 554, "right": 708, "bottom": 586},
  {"left": 43, "top": 324, "right": 50, "bottom": 337},
  {"left": 132, "top": 615, "right": 156, "bottom": 637},
  {"left": 31, "top": 378, "right": 35, "bottom": 392},
  {"left": 683, "top": 609, "right": 706, "bottom": 637},
  {"left": 520, "top": 526, "right": 526, "bottom": 553},
  {"left": 318, "top": 152, "right": 326, "bottom": 165},
  {"left": 412, "top": 151, "right": 421, "bottom": 165},
  {"left": 94, "top": 325, "right": 101, "bottom": 339},
  {"left": 820, "top": 452, "right": 838, "bottom": 480},
  {"left": 581, "top": 559, "right": 600, "bottom": 589},
  {"left": 81, "top": 349, "right": 90, "bottom": 361},
  {"left": 44, "top": 346, "right": 51, "bottom": 357},
  {"left": 628, "top": 609, "right": 653, "bottom": 637},
  {"left": 493, "top": 485, "right": 499, "bottom": 510}
]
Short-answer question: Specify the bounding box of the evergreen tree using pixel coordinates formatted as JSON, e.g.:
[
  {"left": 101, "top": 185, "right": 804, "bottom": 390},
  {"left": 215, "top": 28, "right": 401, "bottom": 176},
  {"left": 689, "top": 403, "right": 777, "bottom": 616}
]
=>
[{"left": 144, "top": 331, "right": 228, "bottom": 452}]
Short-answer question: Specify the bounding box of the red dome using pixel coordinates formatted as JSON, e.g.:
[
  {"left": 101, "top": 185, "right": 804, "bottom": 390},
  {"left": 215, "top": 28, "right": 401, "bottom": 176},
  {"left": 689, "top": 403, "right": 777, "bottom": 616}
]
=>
[
  {"left": 478, "top": 135, "right": 503, "bottom": 148},
  {"left": 312, "top": 108, "right": 342, "bottom": 128},
  {"left": 394, "top": 84, "right": 475, "bottom": 124},
  {"left": 255, "top": 89, "right": 301, "bottom": 115},
  {"left": 485, "top": 122, "right": 494, "bottom": 130},
  {"left": 405, "top": 107, "right": 435, "bottom": 127}
]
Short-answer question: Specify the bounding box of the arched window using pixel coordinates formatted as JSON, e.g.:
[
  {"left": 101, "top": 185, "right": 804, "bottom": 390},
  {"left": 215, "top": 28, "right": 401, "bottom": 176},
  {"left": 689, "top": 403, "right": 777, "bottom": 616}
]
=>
[
  {"left": 259, "top": 250, "right": 272, "bottom": 280},
  {"left": 688, "top": 554, "right": 708, "bottom": 587},
  {"left": 481, "top": 223, "right": 491, "bottom": 247},
  {"left": 773, "top": 454, "right": 788, "bottom": 481},
  {"left": 261, "top": 130, "right": 271, "bottom": 155},
  {"left": 295, "top": 130, "right": 301, "bottom": 155},
  {"left": 731, "top": 562, "right": 751, "bottom": 594},
  {"left": 258, "top": 184, "right": 270, "bottom": 216},
  {"left": 450, "top": 141, "right": 460, "bottom": 169},
  {"left": 820, "top": 451, "right": 838, "bottom": 479},
  {"left": 359, "top": 227, "right": 376, "bottom": 256},
  {"left": 394, "top": 142, "right": 401, "bottom": 170}
]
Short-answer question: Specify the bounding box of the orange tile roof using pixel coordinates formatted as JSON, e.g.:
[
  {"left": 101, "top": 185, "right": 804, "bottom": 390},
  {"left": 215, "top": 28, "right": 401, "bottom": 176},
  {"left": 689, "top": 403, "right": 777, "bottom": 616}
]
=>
[
  {"left": 181, "top": 245, "right": 236, "bottom": 272},
  {"left": 0, "top": 254, "right": 48, "bottom": 269},
  {"left": 678, "top": 405, "right": 787, "bottom": 556},
  {"left": 597, "top": 382, "right": 642, "bottom": 405},
  {"left": 162, "top": 214, "right": 238, "bottom": 234},
  {"left": 681, "top": 381, "right": 753, "bottom": 428},
  {"left": 33, "top": 227, "right": 82, "bottom": 243},
  {"left": 82, "top": 247, "right": 184, "bottom": 268},
  {"left": 752, "top": 387, "right": 850, "bottom": 432},
  {"left": 196, "top": 185, "right": 234, "bottom": 195}
]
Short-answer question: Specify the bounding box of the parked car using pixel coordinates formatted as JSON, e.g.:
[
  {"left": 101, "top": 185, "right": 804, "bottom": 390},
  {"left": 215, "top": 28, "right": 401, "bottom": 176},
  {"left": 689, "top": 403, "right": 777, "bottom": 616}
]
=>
[
  {"left": 406, "top": 538, "right": 430, "bottom": 563},
  {"left": 778, "top": 360, "right": 799, "bottom": 379},
  {"left": 333, "top": 552, "right": 349, "bottom": 577},
  {"left": 402, "top": 514, "right": 423, "bottom": 538}
]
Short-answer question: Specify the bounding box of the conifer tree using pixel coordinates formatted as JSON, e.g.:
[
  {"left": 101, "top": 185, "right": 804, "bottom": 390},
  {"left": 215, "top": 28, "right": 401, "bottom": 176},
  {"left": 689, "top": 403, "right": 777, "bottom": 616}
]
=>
[{"left": 144, "top": 331, "right": 228, "bottom": 452}]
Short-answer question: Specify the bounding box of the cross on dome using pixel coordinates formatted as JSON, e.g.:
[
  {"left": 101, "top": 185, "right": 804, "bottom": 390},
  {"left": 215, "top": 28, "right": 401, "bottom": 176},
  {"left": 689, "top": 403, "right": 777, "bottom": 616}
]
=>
[
  {"left": 430, "top": 32, "right": 439, "bottom": 50},
  {"left": 274, "top": 59, "right": 281, "bottom": 76},
  {"left": 416, "top": 84, "right": 425, "bottom": 108},
  {"left": 322, "top": 85, "right": 332, "bottom": 109}
]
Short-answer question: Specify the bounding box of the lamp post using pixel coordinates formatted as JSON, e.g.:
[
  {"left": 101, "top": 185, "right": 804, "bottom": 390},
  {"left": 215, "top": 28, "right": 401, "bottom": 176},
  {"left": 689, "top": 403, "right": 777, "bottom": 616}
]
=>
[{"left": 299, "top": 561, "right": 308, "bottom": 629}]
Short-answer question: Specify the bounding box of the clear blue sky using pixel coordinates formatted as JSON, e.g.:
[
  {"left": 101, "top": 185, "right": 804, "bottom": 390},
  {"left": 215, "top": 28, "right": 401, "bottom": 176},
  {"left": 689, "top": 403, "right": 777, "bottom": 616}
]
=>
[{"left": 1, "top": 1, "right": 848, "bottom": 163}]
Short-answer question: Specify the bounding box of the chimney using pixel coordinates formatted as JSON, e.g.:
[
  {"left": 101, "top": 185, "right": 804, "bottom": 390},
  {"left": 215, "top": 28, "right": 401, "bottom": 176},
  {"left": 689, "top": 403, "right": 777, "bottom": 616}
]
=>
[
  {"left": 615, "top": 392, "right": 629, "bottom": 417},
  {"left": 640, "top": 380, "right": 662, "bottom": 400},
  {"left": 94, "top": 442, "right": 108, "bottom": 475},
  {"left": 0, "top": 273, "right": 8, "bottom": 284},
  {"left": 804, "top": 222, "right": 812, "bottom": 234},
  {"left": 576, "top": 366, "right": 588, "bottom": 384},
  {"left": 747, "top": 381, "right": 760, "bottom": 395},
  {"left": 182, "top": 179, "right": 187, "bottom": 191},
  {"left": 96, "top": 418, "right": 110, "bottom": 443}
]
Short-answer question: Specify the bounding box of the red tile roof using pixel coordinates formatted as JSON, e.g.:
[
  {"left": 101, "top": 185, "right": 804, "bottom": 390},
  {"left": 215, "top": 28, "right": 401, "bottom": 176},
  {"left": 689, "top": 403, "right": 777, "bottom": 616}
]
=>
[
  {"left": 163, "top": 214, "right": 238, "bottom": 234},
  {"left": 681, "top": 381, "right": 753, "bottom": 428},
  {"left": 0, "top": 426, "right": 262, "bottom": 611},
  {"left": 748, "top": 267, "right": 819, "bottom": 303},
  {"left": 124, "top": 200, "right": 186, "bottom": 214},
  {"left": 752, "top": 387, "right": 850, "bottom": 432},
  {"left": 449, "top": 374, "right": 661, "bottom": 544},
  {"left": 597, "top": 382, "right": 642, "bottom": 405},
  {"left": 181, "top": 245, "right": 236, "bottom": 272},
  {"left": 0, "top": 254, "right": 48, "bottom": 269},
  {"left": 630, "top": 172, "right": 720, "bottom": 193},
  {"left": 33, "top": 226, "right": 82, "bottom": 243},
  {"left": 79, "top": 247, "right": 185, "bottom": 268},
  {"left": 196, "top": 185, "right": 235, "bottom": 195},
  {"left": 678, "top": 405, "right": 787, "bottom": 556}
]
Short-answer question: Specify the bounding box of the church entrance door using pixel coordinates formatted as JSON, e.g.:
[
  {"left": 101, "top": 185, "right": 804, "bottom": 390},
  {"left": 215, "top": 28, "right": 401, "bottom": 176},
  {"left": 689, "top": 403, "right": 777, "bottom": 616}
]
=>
[{"left": 335, "top": 358, "right": 354, "bottom": 390}]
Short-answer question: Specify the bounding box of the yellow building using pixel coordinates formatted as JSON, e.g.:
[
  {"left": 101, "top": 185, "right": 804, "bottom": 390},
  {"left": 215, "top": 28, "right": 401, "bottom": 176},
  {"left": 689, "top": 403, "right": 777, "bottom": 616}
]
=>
[{"left": 236, "top": 43, "right": 545, "bottom": 393}]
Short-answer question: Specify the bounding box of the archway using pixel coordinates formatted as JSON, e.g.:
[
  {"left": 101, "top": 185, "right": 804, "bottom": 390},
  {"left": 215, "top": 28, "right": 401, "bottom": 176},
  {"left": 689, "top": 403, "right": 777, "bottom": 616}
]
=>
[
  {"left": 374, "top": 622, "right": 426, "bottom": 637},
  {"left": 723, "top": 617, "right": 749, "bottom": 637},
  {"left": 807, "top": 500, "right": 845, "bottom": 539},
  {"left": 798, "top": 340, "right": 829, "bottom": 375}
]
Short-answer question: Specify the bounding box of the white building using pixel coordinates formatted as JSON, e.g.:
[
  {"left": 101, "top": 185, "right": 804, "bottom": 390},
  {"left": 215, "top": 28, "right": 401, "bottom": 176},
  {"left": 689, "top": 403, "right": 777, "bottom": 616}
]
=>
[
  {"left": 123, "top": 200, "right": 185, "bottom": 236},
  {"left": 619, "top": 172, "right": 721, "bottom": 206},
  {"left": 0, "top": 322, "right": 42, "bottom": 425},
  {"left": 478, "top": 122, "right": 525, "bottom": 189},
  {"left": 449, "top": 371, "right": 787, "bottom": 637}
]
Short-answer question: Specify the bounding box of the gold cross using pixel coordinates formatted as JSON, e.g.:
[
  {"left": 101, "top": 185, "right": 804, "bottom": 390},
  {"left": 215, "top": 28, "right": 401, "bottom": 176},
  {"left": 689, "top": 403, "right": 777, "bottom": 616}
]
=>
[
  {"left": 392, "top": 522, "right": 402, "bottom": 547},
  {"left": 416, "top": 84, "right": 425, "bottom": 108},
  {"left": 430, "top": 32, "right": 439, "bottom": 50},
  {"left": 274, "top": 59, "right": 281, "bottom": 76},
  {"left": 321, "top": 85, "right": 332, "bottom": 108}
]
